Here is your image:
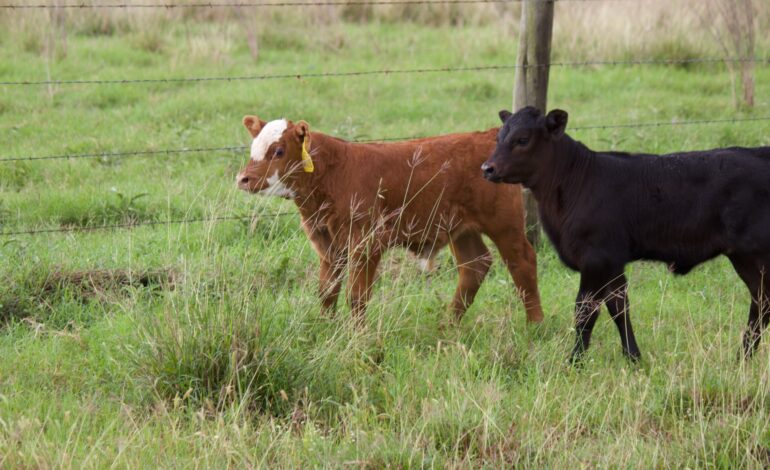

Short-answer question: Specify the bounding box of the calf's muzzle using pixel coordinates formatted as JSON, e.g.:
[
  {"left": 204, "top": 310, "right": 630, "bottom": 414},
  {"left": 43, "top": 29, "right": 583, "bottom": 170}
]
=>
[
  {"left": 236, "top": 172, "right": 251, "bottom": 191},
  {"left": 480, "top": 161, "right": 501, "bottom": 182}
]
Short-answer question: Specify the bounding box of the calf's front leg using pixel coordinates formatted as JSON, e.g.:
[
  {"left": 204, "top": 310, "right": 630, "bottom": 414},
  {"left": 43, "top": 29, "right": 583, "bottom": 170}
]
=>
[
  {"left": 570, "top": 283, "right": 603, "bottom": 364},
  {"left": 603, "top": 273, "right": 641, "bottom": 361},
  {"left": 305, "top": 224, "right": 345, "bottom": 316},
  {"left": 318, "top": 255, "right": 346, "bottom": 316},
  {"left": 570, "top": 261, "right": 625, "bottom": 364}
]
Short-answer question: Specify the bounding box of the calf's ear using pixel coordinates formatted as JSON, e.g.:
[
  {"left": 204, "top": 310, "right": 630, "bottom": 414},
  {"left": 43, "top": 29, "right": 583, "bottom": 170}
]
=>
[
  {"left": 243, "top": 115, "right": 267, "bottom": 138},
  {"left": 294, "top": 120, "right": 310, "bottom": 139},
  {"left": 545, "top": 109, "right": 568, "bottom": 140},
  {"left": 498, "top": 109, "right": 513, "bottom": 123}
]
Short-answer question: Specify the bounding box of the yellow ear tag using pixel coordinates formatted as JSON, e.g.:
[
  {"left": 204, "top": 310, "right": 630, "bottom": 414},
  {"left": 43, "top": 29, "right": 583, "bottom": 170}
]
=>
[{"left": 301, "top": 136, "right": 314, "bottom": 173}]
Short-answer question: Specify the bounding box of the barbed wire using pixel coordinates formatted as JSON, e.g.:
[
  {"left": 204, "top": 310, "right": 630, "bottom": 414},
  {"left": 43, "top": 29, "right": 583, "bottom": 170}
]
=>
[
  {"left": 570, "top": 116, "right": 770, "bottom": 131},
  {"left": 0, "top": 145, "right": 248, "bottom": 163},
  {"left": 0, "top": 135, "right": 429, "bottom": 162},
  {"left": 0, "top": 212, "right": 296, "bottom": 237},
  {"left": 0, "top": 0, "right": 641, "bottom": 9},
  {"left": 0, "top": 136, "right": 417, "bottom": 162},
  {"left": 2, "top": 115, "right": 768, "bottom": 163},
  {"left": 1, "top": 57, "right": 766, "bottom": 86}
]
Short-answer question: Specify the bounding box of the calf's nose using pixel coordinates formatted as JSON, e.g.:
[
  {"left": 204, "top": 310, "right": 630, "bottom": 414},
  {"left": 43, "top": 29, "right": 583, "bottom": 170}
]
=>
[
  {"left": 236, "top": 173, "right": 250, "bottom": 189},
  {"left": 481, "top": 162, "right": 496, "bottom": 179}
]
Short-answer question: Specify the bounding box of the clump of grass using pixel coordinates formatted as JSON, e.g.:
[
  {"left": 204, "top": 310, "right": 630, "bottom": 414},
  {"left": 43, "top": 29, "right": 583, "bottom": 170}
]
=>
[
  {"left": 630, "top": 37, "right": 705, "bottom": 70},
  {"left": 53, "top": 189, "right": 184, "bottom": 228},
  {"left": 74, "top": 11, "right": 133, "bottom": 37},
  {"left": 43, "top": 268, "right": 176, "bottom": 298},
  {"left": 258, "top": 27, "right": 308, "bottom": 52},
  {"left": 0, "top": 200, "right": 11, "bottom": 226},
  {"left": 126, "top": 267, "right": 390, "bottom": 422},
  {"left": 0, "top": 259, "right": 50, "bottom": 325},
  {"left": 21, "top": 33, "right": 44, "bottom": 56},
  {"left": 0, "top": 263, "right": 176, "bottom": 326},
  {"left": 83, "top": 86, "right": 144, "bottom": 110},
  {"left": 422, "top": 380, "right": 516, "bottom": 462},
  {"left": 0, "top": 293, "right": 33, "bottom": 325},
  {"left": 127, "top": 285, "right": 300, "bottom": 414},
  {"left": 454, "top": 80, "right": 500, "bottom": 101},
  {"left": 360, "top": 2, "right": 505, "bottom": 26},
  {"left": 130, "top": 29, "right": 166, "bottom": 54}
]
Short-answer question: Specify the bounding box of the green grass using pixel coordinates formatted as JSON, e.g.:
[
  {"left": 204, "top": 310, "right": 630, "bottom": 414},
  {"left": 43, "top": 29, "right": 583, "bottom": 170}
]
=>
[{"left": 1, "top": 17, "right": 770, "bottom": 468}]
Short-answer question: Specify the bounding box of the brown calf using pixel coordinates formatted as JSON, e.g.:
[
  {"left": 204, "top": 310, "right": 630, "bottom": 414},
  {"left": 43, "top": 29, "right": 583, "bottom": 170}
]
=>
[{"left": 236, "top": 116, "right": 544, "bottom": 325}]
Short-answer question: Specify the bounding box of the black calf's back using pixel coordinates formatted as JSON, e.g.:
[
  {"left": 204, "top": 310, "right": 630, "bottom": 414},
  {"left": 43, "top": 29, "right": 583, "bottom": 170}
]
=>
[{"left": 562, "top": 146, "right": 770, "bottom": 273}]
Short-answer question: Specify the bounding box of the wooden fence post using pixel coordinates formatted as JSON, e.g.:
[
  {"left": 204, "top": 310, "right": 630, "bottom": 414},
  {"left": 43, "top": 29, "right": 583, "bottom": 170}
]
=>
[{"left": 513, "top": 0, "right": 554, "bottom": 246}]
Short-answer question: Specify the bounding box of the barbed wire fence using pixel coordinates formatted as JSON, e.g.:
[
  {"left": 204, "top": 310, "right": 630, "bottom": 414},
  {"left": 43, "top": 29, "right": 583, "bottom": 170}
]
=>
[
  {"left": 2, "top": 116, "right": 769, "bottom": 164},
  {"left": 2, "top": 58, "right": 767, "bottom": 87},
  {"left": 1, "top": 0, "right": 768, "bottom": 238}
]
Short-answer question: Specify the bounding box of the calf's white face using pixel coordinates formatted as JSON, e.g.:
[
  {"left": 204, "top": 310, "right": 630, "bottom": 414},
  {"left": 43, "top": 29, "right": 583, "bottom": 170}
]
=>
[
  {"left": 250, "top": 119, "right": 287, "bottom": 161},
  {"left": 236, "top": 116, "right": 306, "bottom": 199}
]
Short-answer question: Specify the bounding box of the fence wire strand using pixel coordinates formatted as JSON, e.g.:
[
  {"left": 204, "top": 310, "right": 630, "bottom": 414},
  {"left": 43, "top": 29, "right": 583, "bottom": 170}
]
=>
[
  {"left": 0, "top": 145, "right": 248, "bottom": 163},
  {"left": 1, "top": 57, "right": 766, "bottom": 86},
  {"left": 2, "top": 116, "right": 768, "bottom": 163},
  {"left": 571, "top": 116, "right": 770, "bottom": 131},
  {"left": 0, "top": 136, "right": 412, "bottom": 162},
  {"left": 0, "top": 213, "right": 296, "bottom": 237}
]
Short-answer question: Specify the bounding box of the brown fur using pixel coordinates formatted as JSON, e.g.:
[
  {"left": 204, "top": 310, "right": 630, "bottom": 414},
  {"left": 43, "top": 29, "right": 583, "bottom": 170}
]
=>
[{"left": 236, "top": 117, "right": 544, "bottom": 325}]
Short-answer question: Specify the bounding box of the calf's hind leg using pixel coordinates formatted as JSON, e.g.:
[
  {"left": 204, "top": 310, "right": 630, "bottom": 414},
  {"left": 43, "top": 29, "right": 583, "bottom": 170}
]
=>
[
  {"left": 449, "top": 232, "right": 493, "bottom": 322},
  {"left": 488, "top": 231, "right": 544, "bottom": 323},
  {"left": 730, "top": 255, "right": 770, "bottom": 358}
]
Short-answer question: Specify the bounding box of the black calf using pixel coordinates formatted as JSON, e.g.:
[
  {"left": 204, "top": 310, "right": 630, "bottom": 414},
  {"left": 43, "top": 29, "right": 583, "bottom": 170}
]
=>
[{"left": 482, "top": 106, "right": 770, "bottom": 362}]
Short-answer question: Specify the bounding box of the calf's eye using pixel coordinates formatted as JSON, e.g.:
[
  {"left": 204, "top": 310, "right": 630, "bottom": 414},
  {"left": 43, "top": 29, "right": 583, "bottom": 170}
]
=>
[
  {"left": 274, "top": 147, "right": 284, "bottom": 158},
  {"left": 516, "top": 137, "right": 530, "bottom": 146}
]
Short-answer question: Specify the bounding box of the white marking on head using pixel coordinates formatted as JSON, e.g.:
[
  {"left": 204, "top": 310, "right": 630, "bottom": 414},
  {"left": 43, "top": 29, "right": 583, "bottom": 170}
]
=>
[
  {"left": 250, "top": 119, "right": 288, "bottom": 161},
  {"left": 258, "top": 170, "right": 296, "bottom": 199}
]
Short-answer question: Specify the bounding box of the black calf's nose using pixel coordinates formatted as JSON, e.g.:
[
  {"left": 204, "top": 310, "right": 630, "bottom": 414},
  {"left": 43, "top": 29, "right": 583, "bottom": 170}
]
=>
[{"left": 481, "top": 162, "right": 495, "bottom": 177}]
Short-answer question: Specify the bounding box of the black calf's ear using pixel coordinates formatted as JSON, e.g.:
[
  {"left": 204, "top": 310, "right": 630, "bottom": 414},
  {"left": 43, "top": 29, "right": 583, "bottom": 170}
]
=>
[
  {"left": 498, "top": 109, "right": 513, "bottom": 123},
  {"left": 545, "top": 109, "right": 568, "bottom": 140}
]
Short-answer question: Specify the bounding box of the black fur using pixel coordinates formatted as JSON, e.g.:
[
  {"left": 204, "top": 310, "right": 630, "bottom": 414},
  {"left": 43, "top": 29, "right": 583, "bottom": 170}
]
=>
[{"left": 483, "top": 106, "right": 770, "bottom": 362}]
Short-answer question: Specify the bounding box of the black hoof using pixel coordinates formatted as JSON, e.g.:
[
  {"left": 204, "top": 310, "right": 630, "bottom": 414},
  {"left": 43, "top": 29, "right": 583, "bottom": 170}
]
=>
[
  {"left": 737, "top": 347, "right": 756, "bottom": 362},
  {"left": 567, "top": 349, "right": 585, "bottom": 366},
  {"left": 624, "top": 350, "right": 642, "bottom": 363}
]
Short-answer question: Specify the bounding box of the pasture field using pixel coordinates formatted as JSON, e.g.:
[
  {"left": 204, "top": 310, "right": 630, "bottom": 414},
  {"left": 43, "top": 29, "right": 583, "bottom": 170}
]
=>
[{"left": 1, "top": 6, "right": 770, "bottom": 467}]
